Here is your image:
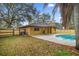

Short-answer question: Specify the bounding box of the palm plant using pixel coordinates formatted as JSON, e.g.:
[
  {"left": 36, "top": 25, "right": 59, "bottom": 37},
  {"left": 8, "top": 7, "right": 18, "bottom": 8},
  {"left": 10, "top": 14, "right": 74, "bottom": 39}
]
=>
[{"left": 44, "top": 3, "right": 79, "bottom": 50}]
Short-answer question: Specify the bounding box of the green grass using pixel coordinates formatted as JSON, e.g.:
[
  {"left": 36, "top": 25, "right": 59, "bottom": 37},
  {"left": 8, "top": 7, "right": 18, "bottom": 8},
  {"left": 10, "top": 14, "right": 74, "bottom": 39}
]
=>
[{"left": 0, "top": 36, "right": 79, "bottom": 56}]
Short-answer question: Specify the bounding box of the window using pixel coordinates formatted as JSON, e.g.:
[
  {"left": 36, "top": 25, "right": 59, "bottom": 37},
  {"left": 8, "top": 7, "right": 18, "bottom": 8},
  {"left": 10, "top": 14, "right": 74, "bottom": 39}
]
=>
[{"left": 34, "top": 27, "right": 39, "bottom": 31}]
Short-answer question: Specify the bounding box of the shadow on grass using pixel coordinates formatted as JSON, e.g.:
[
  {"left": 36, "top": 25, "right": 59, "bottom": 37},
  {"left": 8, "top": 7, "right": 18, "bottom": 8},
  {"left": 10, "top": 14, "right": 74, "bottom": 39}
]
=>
[
  {"left": 0, "top": 35, "right": 20, "bottom": 40},
  {"left": 0, "top": 35, "right": 29, "bottom": 40}
]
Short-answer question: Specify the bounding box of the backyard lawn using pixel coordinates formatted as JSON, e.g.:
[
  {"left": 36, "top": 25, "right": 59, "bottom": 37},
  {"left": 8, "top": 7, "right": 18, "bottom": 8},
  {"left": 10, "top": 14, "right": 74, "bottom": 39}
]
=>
[{"left": 0, "top": 35, "right": 79, "bottom": 56}]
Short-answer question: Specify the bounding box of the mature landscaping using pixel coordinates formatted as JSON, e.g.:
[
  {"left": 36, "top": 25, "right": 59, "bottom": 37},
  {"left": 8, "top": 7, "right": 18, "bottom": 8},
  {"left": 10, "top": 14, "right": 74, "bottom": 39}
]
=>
[
  {"left": 0, "top": 3, "right": 79, "bottom": 56},
  {"left": 0, "top": 36, "right": 79, "bottom": 56}
]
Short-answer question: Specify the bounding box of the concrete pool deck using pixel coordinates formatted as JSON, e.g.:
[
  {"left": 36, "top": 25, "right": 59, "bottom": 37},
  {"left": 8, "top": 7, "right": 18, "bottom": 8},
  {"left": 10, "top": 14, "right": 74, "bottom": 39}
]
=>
[{"left": 32, "top": 34, "right": 76, "bottom": 46}]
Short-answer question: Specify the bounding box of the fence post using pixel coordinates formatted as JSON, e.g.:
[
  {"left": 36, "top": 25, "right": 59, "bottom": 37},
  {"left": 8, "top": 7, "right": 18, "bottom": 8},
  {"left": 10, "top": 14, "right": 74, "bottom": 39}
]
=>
[
  {"left": 13, "top": 29, "right": 15, "bottom": 36},
  {"left": 19, "top": 28, "right": 20, "bottom": 35}
]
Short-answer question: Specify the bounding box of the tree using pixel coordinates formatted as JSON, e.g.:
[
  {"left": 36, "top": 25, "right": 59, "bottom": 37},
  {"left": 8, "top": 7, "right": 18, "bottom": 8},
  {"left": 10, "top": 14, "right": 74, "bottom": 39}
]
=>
[
  {"left": 0, "top": 3, "right": 37, "bottom": 36},
  {"left": 0, "top": 3, "right": 37, "bottom": 28},
  {"left": 38, "top": 13, "right": 50, "bottom": 23}
]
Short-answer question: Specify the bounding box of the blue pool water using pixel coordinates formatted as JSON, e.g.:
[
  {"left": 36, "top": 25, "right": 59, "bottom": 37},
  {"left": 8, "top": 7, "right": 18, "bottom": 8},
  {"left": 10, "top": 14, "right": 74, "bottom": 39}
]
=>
[{"left": 56, "top": 35, "right": 76, "bottom": 40}]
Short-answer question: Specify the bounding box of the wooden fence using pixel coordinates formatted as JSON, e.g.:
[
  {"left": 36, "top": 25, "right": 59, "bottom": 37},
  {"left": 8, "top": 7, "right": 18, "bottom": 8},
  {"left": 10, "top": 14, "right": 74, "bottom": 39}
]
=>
[
  {"left": 0, "top": 29, "right": 19, "bottom": 36},
  {"left": 0, "top": 29, "right": 75, "bottom": 36},
  {"left": 56, "top": 29, "right": 75, "bottom": 34}
]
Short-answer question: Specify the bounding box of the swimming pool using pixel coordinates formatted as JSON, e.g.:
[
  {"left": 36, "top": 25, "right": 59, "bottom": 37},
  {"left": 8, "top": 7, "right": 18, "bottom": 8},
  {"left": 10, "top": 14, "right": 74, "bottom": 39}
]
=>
[
  {"left": 56, "top": 35, "right": 76, "bottom": 40},
  {"left": 32, "top": 34, "right": 76, "bottom": 46}
]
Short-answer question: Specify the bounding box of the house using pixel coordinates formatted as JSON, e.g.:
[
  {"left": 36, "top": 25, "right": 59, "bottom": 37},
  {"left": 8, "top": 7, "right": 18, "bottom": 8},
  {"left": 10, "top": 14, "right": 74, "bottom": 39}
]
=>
[{"left": 19, "top": 23, "right": 56, "bottom": 36}]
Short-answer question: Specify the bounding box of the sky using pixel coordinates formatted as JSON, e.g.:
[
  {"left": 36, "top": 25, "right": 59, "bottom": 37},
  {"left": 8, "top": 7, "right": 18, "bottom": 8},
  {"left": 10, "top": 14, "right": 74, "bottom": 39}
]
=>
[{"left": 34, "top": 3, "right": 61, "bottom": 23}]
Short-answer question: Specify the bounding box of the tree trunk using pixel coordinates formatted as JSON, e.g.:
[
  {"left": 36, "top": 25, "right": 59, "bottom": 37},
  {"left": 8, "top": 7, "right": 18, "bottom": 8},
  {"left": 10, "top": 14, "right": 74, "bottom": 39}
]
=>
[{"left": 74, "top": 4, "right": 79, "bottom": 50}]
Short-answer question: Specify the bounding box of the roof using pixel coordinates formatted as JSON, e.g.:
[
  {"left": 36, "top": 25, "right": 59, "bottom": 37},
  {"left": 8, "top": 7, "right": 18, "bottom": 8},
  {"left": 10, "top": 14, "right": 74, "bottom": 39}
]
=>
[{"left": 19, "top": 23, "right": 56, "bottom": 28}]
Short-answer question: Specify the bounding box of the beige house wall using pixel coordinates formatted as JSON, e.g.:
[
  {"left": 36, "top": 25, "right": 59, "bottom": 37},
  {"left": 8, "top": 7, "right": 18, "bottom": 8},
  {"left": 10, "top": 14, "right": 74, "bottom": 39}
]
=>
[
  {"left": 29, "top": 27, "right": 43, "bottom": 35},
  {"left": 28, "top": 27, "right": 56, "bottom": 35},
  {"left": 20, "top": 27, "right": 56, "bottom": 35}
]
